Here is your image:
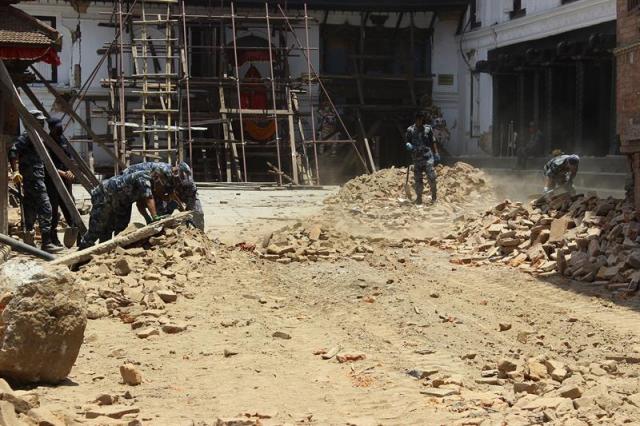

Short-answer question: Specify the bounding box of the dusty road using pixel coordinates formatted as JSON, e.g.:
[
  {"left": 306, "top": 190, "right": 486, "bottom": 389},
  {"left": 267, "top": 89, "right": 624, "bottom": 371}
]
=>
[{"left": 23, "top": 171, "right": 640, "bottom": 425}]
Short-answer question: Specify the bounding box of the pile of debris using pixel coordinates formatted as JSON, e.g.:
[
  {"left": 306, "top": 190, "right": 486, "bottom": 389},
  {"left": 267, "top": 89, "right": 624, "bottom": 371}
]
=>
[
  {"left": 327, "top": 162, "right": 490, "bottom": 205},
  {"left": 75, "top": 225, "right": 215, "bottom": 336},
  {"left": 323, "top": 163, "right": 492, "bottom": 231},
  {"left": 256, "top": 221, "right": 377, "bottom": 263},
  {"left": 438, "top": 193, "right": 640, "bottom": 294},
  {"left": 0, "top": 377, "right": 80, "bottom": 425}
]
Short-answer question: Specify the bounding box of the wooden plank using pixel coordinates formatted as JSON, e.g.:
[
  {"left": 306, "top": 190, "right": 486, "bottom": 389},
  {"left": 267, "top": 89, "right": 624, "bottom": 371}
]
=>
[
  {"left": 356, "top": 109, "right": 377, "bottom": 173},
  {"left": 0, "top": 60, "right": 86, "bottom": 234},
  {"left": 286, "top": 89, "right": 299, "bottom": 185},
  {"left": 218, "top": 86, "right": 242, "bottom": 182},
  {"left": 0, "top": 96, "right": 8, "bottom": 235},
  {"left": 291, "top": 92, "right": 313, "bottom": 185},
  {"left": 51, "top": 211, "right": 193, "bottom": 268},
  {"left": 29, "top": 65, "right": 122, "bottom": 168}
]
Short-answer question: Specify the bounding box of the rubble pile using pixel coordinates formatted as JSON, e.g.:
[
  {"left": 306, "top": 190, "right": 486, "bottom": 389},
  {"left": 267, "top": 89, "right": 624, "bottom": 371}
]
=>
[
  {"left": 75, "top": 225, "right": 215, "bottom": 335},
  {"left": 327, "top": 162, "right": 490, "bottom": 205},
  {"left": 481, "top": 354, "right": 639, "bottom": 424},
  {"left": 438, "top": 193, "right": 640, "bottom": 294},
  {"left": 0, "top": 377, "right": 82, "bottom": 425},
  {"left": 257, "top": 221, "right": 378, "bottom": 263},
  {"left": 323, "top": 163, "right": 492, "bottom": 231}
]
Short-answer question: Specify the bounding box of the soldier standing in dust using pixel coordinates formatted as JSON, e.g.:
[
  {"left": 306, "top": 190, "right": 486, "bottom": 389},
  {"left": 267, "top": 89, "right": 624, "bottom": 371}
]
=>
[{"left": 404, "top": 112, "right": 440, "bottom": 205}]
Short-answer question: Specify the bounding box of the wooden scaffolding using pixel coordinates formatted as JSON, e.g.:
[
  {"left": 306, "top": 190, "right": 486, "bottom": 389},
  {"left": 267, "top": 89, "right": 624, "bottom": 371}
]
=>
[{"left": 101, "top": 0, "right": 372, "bottom": 185}]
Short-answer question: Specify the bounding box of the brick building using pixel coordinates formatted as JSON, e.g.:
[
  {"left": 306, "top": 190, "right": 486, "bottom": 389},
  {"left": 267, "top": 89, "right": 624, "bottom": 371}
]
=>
[{"left": 617, "top": 0, "right": 640, "bottom": 204}]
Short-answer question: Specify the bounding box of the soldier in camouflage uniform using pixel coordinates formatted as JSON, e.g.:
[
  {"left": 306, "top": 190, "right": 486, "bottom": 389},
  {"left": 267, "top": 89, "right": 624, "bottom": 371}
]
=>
[
  {"left": 163, "top": 162, "right": 204, "bottom": 231},
  {"left": 543, "top": 154, "right": 580, "bottom": 194},
  {"left": 122, "top": 161, "right": 174, "bottom": 224},
  {"left": 78, "top": 170, "right": 161, "bottom": 249},
  {"left": 405, "top": 112, "right": 440, "bottom": 205},
  {"left": 124, "top": 161, "right": 204, "bottom": 230},
  {"left": 8, "top": 110, "right": 61, "bottom": 253}
]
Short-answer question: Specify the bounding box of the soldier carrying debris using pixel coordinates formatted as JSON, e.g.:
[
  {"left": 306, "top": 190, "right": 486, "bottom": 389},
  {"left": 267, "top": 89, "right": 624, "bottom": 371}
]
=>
[
  {"left": 123, "top": 161, "right": 204, "bottom": 230},
  {"left": 78, "top": 170, "right": 165, "bottom": 249},
  {"left": 8, "top": 110, "right": 62, "bottom": 253},
  {"left": 543, "top": 152, "right": 580, "bottom": 195},
  {"left": 405, "top": 111, "right": 440, "bottom": 205}
]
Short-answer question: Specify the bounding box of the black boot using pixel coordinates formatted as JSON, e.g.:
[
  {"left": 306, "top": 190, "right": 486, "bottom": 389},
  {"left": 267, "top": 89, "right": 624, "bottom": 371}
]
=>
[
  {"left": 415, "top": 194, "right": 423, "bottom": 205},
  {"left": 41, "top": 233, "right": 63, "bottom": 253},
  {"left": 50, "top": 230, "right": 63, "bottom": 248}
]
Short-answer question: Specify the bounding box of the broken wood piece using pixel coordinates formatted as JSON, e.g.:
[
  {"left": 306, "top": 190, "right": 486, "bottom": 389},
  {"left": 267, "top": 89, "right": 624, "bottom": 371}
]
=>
[{"left": 51, "top": 211, "right": 194, "bottom": 268}]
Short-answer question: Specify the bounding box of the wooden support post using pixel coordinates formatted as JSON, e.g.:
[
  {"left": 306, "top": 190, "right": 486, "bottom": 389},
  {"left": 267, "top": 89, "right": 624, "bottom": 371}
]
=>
[
  {"left": 84, "top": 99, "right": 95, "bottom": 173},
  {"left": 634, "top": 153, "right": 640, "bottom": 213},
  {"left": 286, "top": 87, "right": 299, "bottom": 185},
  {"left": 0, "top": 60, "right": 86, "bottom": 234},
  {"left": 29, "top": 65, "right": 121, "bottom": 168},
  {"left": 19, "top": 83, "right": 98, "bottom": 189},
  {"left": 574, "top": 61, "right": 584, "bottom": 153},
  {"left": 545, "top": 68, "right": 553, "bottom": 156},
  {"left": 0, "top": 94, "right": 8, "bottom": 235},
  {"left": 356, "top": 109, "right": 376, "bottom": 173},
  {"left": 291, "top": 92, "right": 313, "bottom": 185},
  {"left": 218, "top": 86, "right": 242, "bottom": 182}
]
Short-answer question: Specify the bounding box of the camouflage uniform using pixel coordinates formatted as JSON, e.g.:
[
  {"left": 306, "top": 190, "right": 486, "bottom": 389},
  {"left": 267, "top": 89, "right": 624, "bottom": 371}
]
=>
[
  {"left": 159, "top": 162, "right": 204, "bottom": 230},
  {"left": 79, "top": 171, "right": 154, "bottom": 249},
  {"left": 123, "top": 161, "right": 173, "bottom": 190},
  {"left": 405, "top": 124, "right": 437, "bottom": 203},
  {"left": 8, "top": 132, "right": 52, "bottom": 236},
  {"left": 543, "top": 154, "right": 580, "bottom": 190}
]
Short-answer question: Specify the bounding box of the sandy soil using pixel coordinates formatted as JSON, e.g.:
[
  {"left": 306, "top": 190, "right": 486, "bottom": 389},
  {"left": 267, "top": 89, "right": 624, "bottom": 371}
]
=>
[{"left": 16, "top": 182, "right": 640, "bottom": 426}]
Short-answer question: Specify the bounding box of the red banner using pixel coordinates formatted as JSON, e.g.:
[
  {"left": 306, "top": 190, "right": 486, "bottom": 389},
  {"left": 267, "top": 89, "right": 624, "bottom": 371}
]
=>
[{"left": 0, "top": 46, "right": 60, "bottom": 65}]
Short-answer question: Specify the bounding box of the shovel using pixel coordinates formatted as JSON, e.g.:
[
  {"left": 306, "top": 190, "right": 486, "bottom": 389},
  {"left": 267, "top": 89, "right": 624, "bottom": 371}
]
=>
[{"left": 404, "top": 165, "right": 413, "bottom": 200}]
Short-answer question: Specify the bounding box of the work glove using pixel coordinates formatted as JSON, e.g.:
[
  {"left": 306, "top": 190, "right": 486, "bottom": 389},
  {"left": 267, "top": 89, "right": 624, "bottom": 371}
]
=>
[
  {"left": 12, "top": 172, "right": 23, "bottom": 186},
  {"left": 433, "top": 153, "right": 441, "bottom": 164},
  {"left": 151, "top": 214, "right": 167, "bottom": 223},
  {"left": 405, "top": 143, "right": 414, "bottom": 152}
]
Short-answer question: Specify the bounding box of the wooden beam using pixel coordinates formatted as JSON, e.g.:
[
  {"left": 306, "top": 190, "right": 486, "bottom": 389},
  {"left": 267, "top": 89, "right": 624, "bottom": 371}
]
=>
[
  {"left": 356, "top": 109, "right": 377, "bottom": 173},
  {"left": 29, "top": 65, "right": 123, "bottom": 168},
  {"left": 0, "top": 60, "right": 86, "bottom": 235},
  {"left": 0, "top": 94, "right": 8, "bottom": 235},
  {"left": 286, "top": 88, "right": 299, "bottom": 185},
  {"left": 19, "top": 84, "right": 99, "bottom": 190},
  {"left": 51, "top": 211, "right": 193, "bottom": 268}
]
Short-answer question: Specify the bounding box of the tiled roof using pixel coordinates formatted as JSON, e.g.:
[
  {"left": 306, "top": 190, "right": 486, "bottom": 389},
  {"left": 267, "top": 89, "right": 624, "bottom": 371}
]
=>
[{"left": 0, "top": 5, "right": 60, "bottom": 47}]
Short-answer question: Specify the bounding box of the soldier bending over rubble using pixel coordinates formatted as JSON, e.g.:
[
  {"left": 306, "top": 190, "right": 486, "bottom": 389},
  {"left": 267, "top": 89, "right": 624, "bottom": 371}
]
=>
[
  {"left": 78, "top": 170, "right": 165, "bottom": 249},
  {"left": 543, "top": 153, "right": 580, "bottom": 195},
  {"left": 123, "top": 161, "right": 204, "bottom": 231}
]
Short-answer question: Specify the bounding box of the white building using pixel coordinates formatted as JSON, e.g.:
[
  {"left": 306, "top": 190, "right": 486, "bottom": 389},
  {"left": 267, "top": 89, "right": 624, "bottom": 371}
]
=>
[{"left": 459, "top": 0, "right": 617, "bottom": 158}]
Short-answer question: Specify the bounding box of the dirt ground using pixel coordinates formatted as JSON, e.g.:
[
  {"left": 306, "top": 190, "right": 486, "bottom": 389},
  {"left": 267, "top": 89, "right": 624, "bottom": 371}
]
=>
[{"left": 18, "top": 175, "right": 640, "bottom": 425}]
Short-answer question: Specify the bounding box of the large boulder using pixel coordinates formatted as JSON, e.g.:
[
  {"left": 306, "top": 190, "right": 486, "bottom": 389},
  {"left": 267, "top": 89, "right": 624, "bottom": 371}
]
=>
[{"left": 0, "top": 261, "right": 86, "bottom": 384}]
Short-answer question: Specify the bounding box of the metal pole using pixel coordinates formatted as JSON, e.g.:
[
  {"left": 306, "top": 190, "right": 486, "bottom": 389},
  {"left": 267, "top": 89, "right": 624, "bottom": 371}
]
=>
[
  {"left": 181, "top": 0, "right": 193, "bottom": 169},
  {"left": 304, "top": 3, "right": 320, "bottom": 185},
  {"left": 231, "top": 2, "right": 248, "bottom": 182},
  {"left": 265, "top": 3, "right": 283, "bottom": 186},
  {"left": 277, "top": 4, "right": 369, "bottom": 173},
  {"left": 0, "top": 233, "right": 55, "bottom": 261},
  {"left": 117, "top": 0, "right": 127, "bottom": 173}
]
